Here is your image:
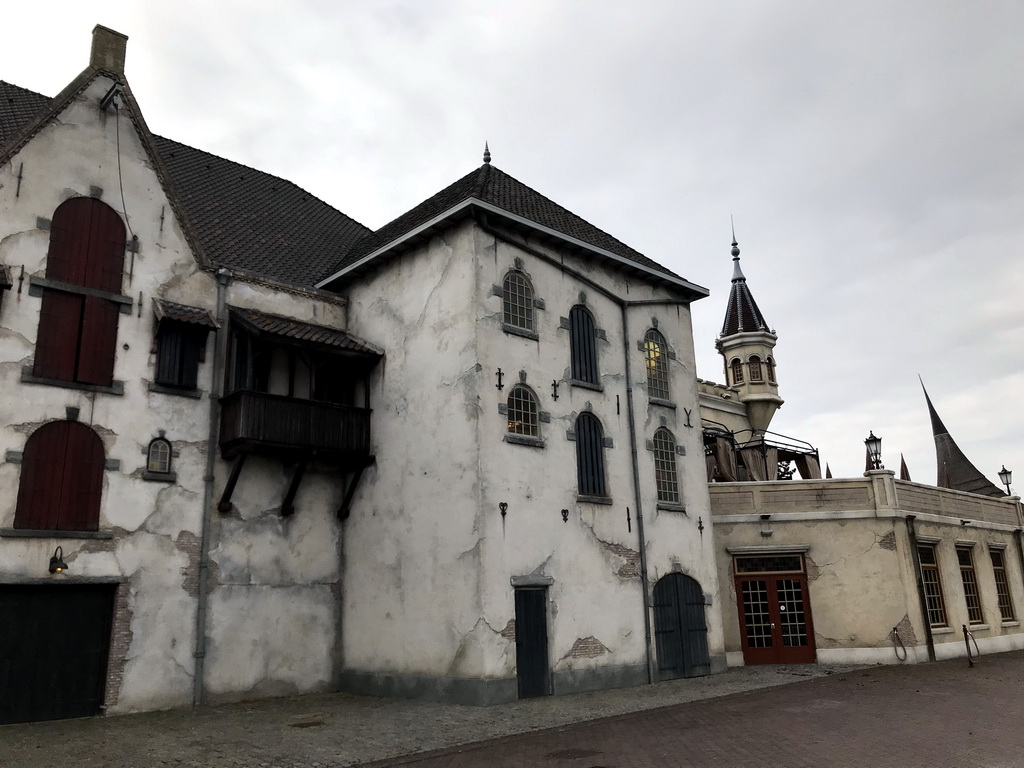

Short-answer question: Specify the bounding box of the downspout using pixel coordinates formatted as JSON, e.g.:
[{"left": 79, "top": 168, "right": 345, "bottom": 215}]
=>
[
  {"left": 193, "top": 267, "right": 232, "bottom": 707},
  {"left": 478, "top": 218, "right": 699, "bottom": 685},
  {"left": 905, "top": 515, "right": 936, "bottom": 662},
  {"left": 620, "top": 303, "right": 656, "bottom": 684}
]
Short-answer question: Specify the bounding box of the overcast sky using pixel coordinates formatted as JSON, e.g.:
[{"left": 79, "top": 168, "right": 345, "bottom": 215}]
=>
[{"left": 5, "top": 1, "right": 1023, "bottom": 489}]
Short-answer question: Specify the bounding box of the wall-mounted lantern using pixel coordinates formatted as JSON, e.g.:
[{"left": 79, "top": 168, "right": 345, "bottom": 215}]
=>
[
  {"left": 999, "top": 466, "right": 1012, "bottom": 496},
  {"left": 865, "top": 431, "right": 883, "bottom": 470},
  {"left": 49, "top": 546, "right": 67, "bottom": 574}
]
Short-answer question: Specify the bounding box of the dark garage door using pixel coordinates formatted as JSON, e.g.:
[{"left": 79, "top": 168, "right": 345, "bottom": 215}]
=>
[{"left": 0, "top": 584, "right": 116, "bottom": 724}]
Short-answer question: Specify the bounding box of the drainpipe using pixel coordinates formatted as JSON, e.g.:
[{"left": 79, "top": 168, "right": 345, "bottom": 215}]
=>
[
  {"left": 620, "top": 304, "right": 656, "bottom": 684},
  {"left": 905, "top": 515, "right": 936, "bottom": 662},
  {"left": 477, "top": 218, "right": 700, "bottom": 685},
  {"left": 193, "top": 267, "right": 231, "bottom": 707}
]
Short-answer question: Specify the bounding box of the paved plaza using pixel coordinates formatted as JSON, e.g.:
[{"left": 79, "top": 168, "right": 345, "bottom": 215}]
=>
[{"left": 2, "top": 652, "right": 1022, "bottom": 767}]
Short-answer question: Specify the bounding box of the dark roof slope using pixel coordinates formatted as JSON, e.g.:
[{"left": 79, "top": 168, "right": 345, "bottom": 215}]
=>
[
  {"left": 327, "top": 163, "right": 686, "bottom": 282},
  {"left": 0, "top": 82, "right": 370, "bottom": 287},
  {"left": 0, "top": 81, "right": 51, "bottom": 146},
  {"left": 153, "top": 136, "right": 370, "bottom": 286},
  {"left": 721, "top": 242, "right": 770, "bottom": 336},
  {"left": 231, "top": 307, "right": 382, "bottom": 356},
  {"left": 923, "top": 384, "right": 1006, "bottom": 498}
]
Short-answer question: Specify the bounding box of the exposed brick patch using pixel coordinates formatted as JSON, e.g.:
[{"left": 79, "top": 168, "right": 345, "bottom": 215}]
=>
[
  {"left": 568, "top": 636, "right": 609, "bottom": 659},
  {"left": 878, "top": 531, "right": 897, "bottom": 551},
  {"left": 104, "top": 583, "right": 132, "bottom": 709},
  {"left": 602, "top": 541, "right": 640, "bottom": 579},
  {"left": 177, "top": 530, "right": 202, "bottom": 597},
  {"left": 893, "top": 613, "right": 917, "bottom": 647},
  {"left": 499, "top": 619, "right": 516, "bottom": 640}
]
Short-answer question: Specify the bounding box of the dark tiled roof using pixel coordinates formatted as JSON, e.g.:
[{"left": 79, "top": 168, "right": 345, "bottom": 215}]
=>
[
  {"left": 721, "top": 251, "right": 769, "bottom": 336},
  {"left": 153, "top": 298, "right": 218, "bottom": 328},
  {"left": 231, "top": 307, "right": 382, "bottom": 356},
  {"left": 326, "top": 163, "right": 686, "bottom": 283},
  {"left": 0, "top": 82, "right": 371, "bottom": 288},
  {"left": 0, "top": 81, "right": 50, "bottom": 147}
]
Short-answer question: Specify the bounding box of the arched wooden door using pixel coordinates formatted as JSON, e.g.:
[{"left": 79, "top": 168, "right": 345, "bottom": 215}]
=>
[{"left": 653, "top": 573, "right": 710, "bottom": 680}]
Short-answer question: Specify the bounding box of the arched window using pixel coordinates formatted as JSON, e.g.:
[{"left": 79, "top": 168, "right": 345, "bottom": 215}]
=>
[
  {"left": 569, "top": 305, "right": 599, "bottom": 385},
  {"left": 502, "top": 271, "right": 534, "bottom": 332},
  {"left": 15, "top": 421, "right": 105, "bottom": 531},
  {"left": 766, "top": 356, "right": 776, "bottom": 384},
  {"left": 507, "top": 386, "right": 539, "bottom": 438},
  {"left": 644, "top": 329, "right": 670, "bottom": 401},
  {"left": 730, "top": 358, "right": 744, "bottom": 385},
  {"left": 33, "top": 198, "right": 126, "bottom": 387},
  {"left": 147, "top": 438, "right": 172, "bottom": 474},
  {"left": 653, "top": 428, "right": 680, "bottom": 504},
  {"left": 575, "top": 412, "right": 607, "bottom": 497},
  {"left": 748, "top": 355, "right": 763, "bottom": 383}
]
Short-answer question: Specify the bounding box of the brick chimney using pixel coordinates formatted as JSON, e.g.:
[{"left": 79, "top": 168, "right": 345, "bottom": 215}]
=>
[{"left": 90, "top": 25, "right": 128, "bottom": 75}]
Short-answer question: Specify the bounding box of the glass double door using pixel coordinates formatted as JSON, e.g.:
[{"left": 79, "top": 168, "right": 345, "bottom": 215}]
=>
[{"left": 736, "top": 572, "right": 816, "bottom": 665}]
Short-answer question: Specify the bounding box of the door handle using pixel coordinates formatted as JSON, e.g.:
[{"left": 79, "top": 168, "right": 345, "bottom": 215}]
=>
[{"left": 770, "top": 623, "right": 775, "bottom": 630}]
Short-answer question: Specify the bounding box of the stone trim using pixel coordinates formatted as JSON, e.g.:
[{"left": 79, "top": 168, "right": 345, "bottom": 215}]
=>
[
  {"left": 148, "top": 382, "right": 203, "bottom": 399},
  {"left": 504, "top": 434, "right": 545, "bottom": 449},
  {"left": 510, "top": 575, "right": 554, "bottom": 586},
  {"left": 142, "top": 470, "right": 177, "bottom": 483},
  {"left": 501, "top": 323, "right": 539, "bottom": 341},
  {"left": 577, "top": 494, "right": 613, "bottom": 505},
  {"left": 21, "top": 366, "right": 125, "bottom": 395},
  {"left": 0, "top": 528, "right": 115, "bottom": 539}
]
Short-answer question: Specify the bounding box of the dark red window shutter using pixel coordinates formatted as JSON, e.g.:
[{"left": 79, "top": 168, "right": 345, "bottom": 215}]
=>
[
  {"left": 77, "top": 296, "right": 119, "bottom": 387},
  {"left": 58, "top": 422, "right": 105, "bottom": 531},
  {"left": 83, "top": 201, "right": 126, "bottom": 293},
  {"left": 14, "top": 421, "right": 104, "bottom": 532},
  {"left": 33, "top": 289, "right": 83, "bottom": 381},
  {"left": 46, "top": 198, "right": 94, "bottom": 284}
]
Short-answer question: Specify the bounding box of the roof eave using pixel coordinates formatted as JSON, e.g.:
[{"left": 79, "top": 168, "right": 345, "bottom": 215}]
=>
[{"left": 318, "top": 198, "right": 709, "bottom": 300}]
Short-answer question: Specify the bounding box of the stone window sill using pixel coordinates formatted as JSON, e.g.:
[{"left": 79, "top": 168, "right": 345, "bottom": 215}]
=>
[
  {"left": 21, "top": 366, "right": 124, "bottom": 395},
  {"left": 657, "top": 502, "right": 687, "bottom": 513},
  {"left": 649, "top": 398, "right": 676, "bottom": 409},
  {"left": 149, "top": 382, "right": 202, "bottom": 399},
  {"left": 142, "top": 470, "right": 178, "bottom": 483},
  {"left": 0, "top": 528, "right": 114, "bottom": 540},
  {"left": 1001, "top": 621, "right": 1020, "bottom": 627},
  {"left": 570, "top": 379, "right": 603, "bottom": 392},
  {"left": 577, "top": 494, "right": 613, "bottom": 505},
  {"left": 504, "top": 434, "right": 545, "bottom": 448},
  {"left": 931, "top": 626, "right": 954, "bottom": 635},
  {"left": 501, "top": 324, "right": 539, "bottom": 341},
  {"left": 968, "top": 623, "right": 989, "bottom": 631}
]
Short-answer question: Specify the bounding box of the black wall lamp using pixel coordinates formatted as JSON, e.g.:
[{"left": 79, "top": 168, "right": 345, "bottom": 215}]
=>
[
  {"left": 865, "top": 431, "right": 883, "bottom": 470},
  {"left": 999, "top": 466, "right": 1013, "bottom": 496},
  {"left": 49, "top": 546, "right": 67, "bottom": 574}
]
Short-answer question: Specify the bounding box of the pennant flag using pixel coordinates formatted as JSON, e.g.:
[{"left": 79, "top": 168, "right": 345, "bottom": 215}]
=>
[{"left": 825, "top": 463, "right": 833, "bottom": 479}]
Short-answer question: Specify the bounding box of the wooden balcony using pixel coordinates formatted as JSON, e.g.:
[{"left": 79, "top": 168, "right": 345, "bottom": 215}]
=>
[{"left": 219, "top": 390, "right": 371, "bottom": 462}]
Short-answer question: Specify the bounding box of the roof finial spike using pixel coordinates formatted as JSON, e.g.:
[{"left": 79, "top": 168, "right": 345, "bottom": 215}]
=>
[
  {"left": 730, "top": 215, "right": 740, "bottom": 258},
  {"left": 483, "top": 141, "right": 491, "bottom": 165}
]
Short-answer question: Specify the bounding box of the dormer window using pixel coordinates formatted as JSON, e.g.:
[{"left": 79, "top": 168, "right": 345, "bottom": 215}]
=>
[
  {"left": 730, "top": 358, "right": 744, "bottom": 385},
  {"left": 748, "top": 355, "right": 763, "bottom": 382}
]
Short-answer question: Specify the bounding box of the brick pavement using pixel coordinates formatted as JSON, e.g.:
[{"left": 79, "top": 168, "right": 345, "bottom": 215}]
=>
[{"left": 1, "top": 653, "right": 1021, "bottom": 767}]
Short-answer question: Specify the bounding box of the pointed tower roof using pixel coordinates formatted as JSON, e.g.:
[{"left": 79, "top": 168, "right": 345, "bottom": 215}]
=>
[
  {"left": 721, "top": 233, "right": 771, "bottom": 336},
  {"left": 921, "top": 381, "right": 1006, "bottom": 497}
]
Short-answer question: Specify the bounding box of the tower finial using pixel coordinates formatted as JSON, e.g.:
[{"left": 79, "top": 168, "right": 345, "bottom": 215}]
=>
[
  {"left": 483, "top": 142, "right": 491, "bottom": 165},
  {"left": 730, "top": 215, "right": 740, "bottom": 258}
]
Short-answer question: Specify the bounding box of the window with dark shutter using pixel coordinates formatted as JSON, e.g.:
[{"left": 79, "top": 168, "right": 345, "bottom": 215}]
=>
[
  {"left": 14, "top": 421, "right": 105, "bottom": 531},
  {"left": 33, "top": 198, "right": 125, "bottom": 387},
  {"left": 575, "top": 412, "right": 607, "bottom": 498},
  {"left": 156, "top": 323, "right": 205, "bottom": 390},
  {"left": 569, "top": 305, "right": 599, "bottom": 385}
]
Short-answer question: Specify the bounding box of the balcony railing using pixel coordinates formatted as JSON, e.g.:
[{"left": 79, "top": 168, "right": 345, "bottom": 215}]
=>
[{"left": 219, "top": 390, "right": 370, "bottom": 460}]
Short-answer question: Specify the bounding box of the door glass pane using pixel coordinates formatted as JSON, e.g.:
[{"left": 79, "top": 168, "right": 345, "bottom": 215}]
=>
[
  {"left": 741, "top": 580, "right": 773, "bottom": 648},
  {"left": 776, "top": 578, "right": 808, "bottom": 647}
]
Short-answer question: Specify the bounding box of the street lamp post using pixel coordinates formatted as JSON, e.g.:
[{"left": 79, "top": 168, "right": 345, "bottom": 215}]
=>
[
  {"left": 865, "top": 431, "right": 883, "bottom": 471},
  {"left": 998, "top": 465, "right": 1013, "bottom": 496}
]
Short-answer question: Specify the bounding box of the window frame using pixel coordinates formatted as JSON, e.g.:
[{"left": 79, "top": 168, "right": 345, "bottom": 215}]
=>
[
  {"left": 766, "top": 356, "right": 777, "bottom": 384},
  {"left": 989, "top": 548, "right": 1016, "bottom": 622},
  {"left": 644, "top": 329, "right": 671, "bottom": 402},
  {"left": 501, "top": 270, "right": 536, "bottom": 335},
  {"left": 957, "top": 546, "right": 984, "bottom": 625},
  {"left": 652, "top": 427, "right": 680, "bottom": 506},
  {"left": 748, "top": 355, "right": 764, "bottom": 383},
  {"left": 575, "top": 412, "right": 608, "bottom": 500},
  {"left": 730, "top": 358, "right": 744, "bottom": 385},
  {"left": 155, "top": 321, "right": 207, "bottom": 391},
  {"left": 506, "top": 385, "right": 540, "bottom": 439},
  {"left": 918, "top": 543, "right": 948, "bottom": 628},
  {"left": 569, "top": 305, "right": 600, "bottom": 387}
]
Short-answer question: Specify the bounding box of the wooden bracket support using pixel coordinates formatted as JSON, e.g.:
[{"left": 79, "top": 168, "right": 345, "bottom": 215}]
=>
[{"left": 217, "top": 453, "right": 248, "bottom": 512}]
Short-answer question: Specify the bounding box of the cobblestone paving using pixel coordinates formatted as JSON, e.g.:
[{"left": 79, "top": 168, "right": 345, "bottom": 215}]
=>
[
  {"left": 0, "top": 663, "right": 850, "bottom": 767},
  {"left": 4, "top": 654, "right": 1020, "bottom": 767}
]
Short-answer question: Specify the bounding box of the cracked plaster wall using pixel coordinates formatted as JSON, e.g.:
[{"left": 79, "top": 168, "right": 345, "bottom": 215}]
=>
[
  {"left": 335, "top": 220, "right": 721, "bottom": 686},
  {"left": 0, "top": 74, "right": 349, "bottom": 713}
]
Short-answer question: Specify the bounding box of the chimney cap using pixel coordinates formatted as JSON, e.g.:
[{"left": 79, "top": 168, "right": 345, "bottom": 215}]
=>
[{"left": 91, "top": 25, "right": 129, "bottom": 75}]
